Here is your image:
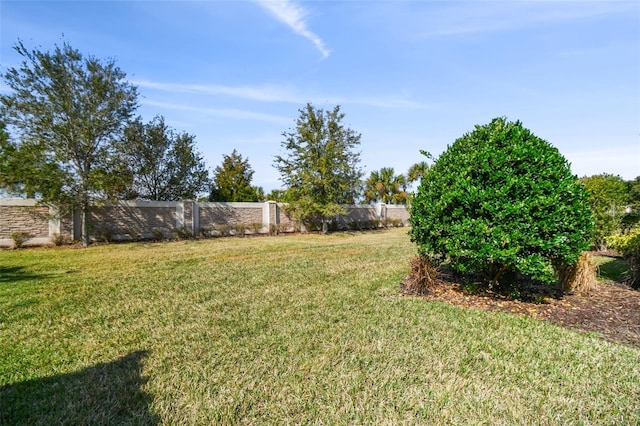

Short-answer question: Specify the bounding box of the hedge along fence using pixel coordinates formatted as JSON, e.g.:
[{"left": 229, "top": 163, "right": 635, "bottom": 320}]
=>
[{"left": 0, "top": 199, "right": 409, "bottom": 247}]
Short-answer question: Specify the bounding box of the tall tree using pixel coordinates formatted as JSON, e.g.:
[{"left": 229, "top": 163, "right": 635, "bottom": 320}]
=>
[
  {"left": 209, "top": 149, "right": 262, "bottom": 202},
  {"left": 274, "top": 103, "right": 363, "bottom": 233},
  {"left": 0, "top": 41, "right": 138, "bottom": 246},
  {"left": 120, "top": 116, "right": 210, "bottom": 201},
  {"left": 579, "top": 174, "right": 630, "bottom": 249},
  {"left": 363, "top": 167, "right": 408, "bottom": 204}
]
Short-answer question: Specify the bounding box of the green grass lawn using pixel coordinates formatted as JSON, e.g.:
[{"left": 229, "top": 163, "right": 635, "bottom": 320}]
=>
[
  {"left": 594, "top": 255, "right": 630, "bottom": 283},
  {"left": 1, "top": 228, "right": 639, "bottom": 425}
]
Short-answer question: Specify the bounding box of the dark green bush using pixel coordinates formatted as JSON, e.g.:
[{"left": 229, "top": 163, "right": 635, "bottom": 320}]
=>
[{"left": 409, "top": 117, "right": 593, "bottom": 287}]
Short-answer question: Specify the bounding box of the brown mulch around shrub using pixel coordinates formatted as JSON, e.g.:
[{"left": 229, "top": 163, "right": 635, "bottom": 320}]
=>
[{"left": 401, "top": 273, "right": 640, "bottom": 348}]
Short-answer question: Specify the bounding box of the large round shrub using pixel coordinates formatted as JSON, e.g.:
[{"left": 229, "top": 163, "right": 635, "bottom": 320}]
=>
[{"left": 409, "top": 117, "right": 593, "bottom": 285}]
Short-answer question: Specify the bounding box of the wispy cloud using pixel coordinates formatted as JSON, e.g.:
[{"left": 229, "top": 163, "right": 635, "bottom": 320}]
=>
[
  {"left": 430, "top": 2, "right": 632, "bottom": 37},
  {"left": 134, "top": 79, "right": 429, "bottom": 110},
  {"left": 140, "top": 100, "right": 291, "bottom": 124},
  {"left": 134, "top": 80, "right": 303, "bottom": 103},
  {"left": 256, "top": 0, "right": 330, "bottom": 59},
  {"left": 375, "top": 1, "right": 639, "bottom": 39}
]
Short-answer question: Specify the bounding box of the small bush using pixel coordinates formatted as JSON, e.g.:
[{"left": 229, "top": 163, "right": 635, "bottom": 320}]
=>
[
  {"left": 403, "top": 256, "right": 441, "bottom": 294},
  {"left": 174, "top": 227, "right": 191, "bottom": 240},
  {"left": 248, "top": 222, "right": 263, "bottom": 234},
  {"left": 98, "top": 229, "right": 114, "bottom": 243},
  {"left": 151, "top": 228, "right": 164, "bottom": 241},
  {"left": 235, "top": 223, "right": 246, "bottom": 237},
  {"left": 410, "top": 117, "right": 593, "bottom": 288},
  {"left": 11, "top": 231, "right": 32, "bottom": 249},
  {"left": 52, "top": 233, "right": 69, "bottom": 246},
  {"left": 126, "top": 228, "right": 143, "bottom": 242},
  {"left": 214, "top": 224, "right": 232, "bottom": 237},
  {"left": 392, "top": 218, "right": 404, "bottom": 228}
]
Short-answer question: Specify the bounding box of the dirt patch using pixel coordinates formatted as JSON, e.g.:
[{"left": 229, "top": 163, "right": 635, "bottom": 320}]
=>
[{"left": 401, "top": 272, "right": 640, "bottom": 348}]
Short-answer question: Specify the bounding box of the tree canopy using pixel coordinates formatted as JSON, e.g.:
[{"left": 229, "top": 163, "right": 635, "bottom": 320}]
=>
[
  {"left": 0, "top": 41, "right": 138, "bottom": 245},
  {"left": 579, "top": 173, "right": 631, "bottom": 249},
  {"left": 410, "top": 117, "right": 593, "bottom": 287},
  {"left": 273, "top": 103, "right": 363, "bottom": 233},
  {"left": 120, "top": 116, "right": 210, "bottom": 201},
  {"left": 209, "top": 149, "right": 263, "bottom": 202}
]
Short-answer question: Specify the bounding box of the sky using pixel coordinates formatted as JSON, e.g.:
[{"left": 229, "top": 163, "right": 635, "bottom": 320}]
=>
[{"left": 1, "top": 0, "right": 639, "bottom": 193}]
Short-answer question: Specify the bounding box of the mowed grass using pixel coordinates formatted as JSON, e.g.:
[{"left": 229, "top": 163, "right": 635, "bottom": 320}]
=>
[{"left": 1, "top": 229, "right": 639, "bottom": 425}]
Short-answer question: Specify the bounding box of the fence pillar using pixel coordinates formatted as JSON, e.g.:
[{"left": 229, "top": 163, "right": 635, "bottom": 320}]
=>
[
  {"left": 191, "top": 201, "right": 199, "bottom": 236},
  {"left": 376, "top": 203, "right": 387, "bottom": 221},
  {"left": 176, "top": 201, "right": 184, "bottom": 230},
  {"left": 48, "top": 205, "right": 60, "bottom": 239},
  {"left": 72, "top": 208, "right": 82, "bottom": 241},
  {"left": 263, "top": 201, "right": 280, "bottom": 231}
]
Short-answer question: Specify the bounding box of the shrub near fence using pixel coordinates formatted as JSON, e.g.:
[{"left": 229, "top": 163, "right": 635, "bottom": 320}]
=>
[{"left": 0, "top": 199, "right": 409, "bottom": 247}]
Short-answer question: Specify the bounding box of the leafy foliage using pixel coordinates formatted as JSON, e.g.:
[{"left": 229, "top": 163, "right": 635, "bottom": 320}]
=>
[
  {"left": 628, "top": 176, "right": 640, "bottom": 210},
  {"left": 120, "top": 116, "right": 210, "bottom": 201},
  {"left": 410, "top": 117, "right": 593, "bottom": 286},
  {"left": 407, "top": 161, "right": 429, "bottom": 184},
  {"left": 579, "top": 173, "right": 630, "bottom": 250},
  {"left": 273, "top": 103, "right": 363, "bottom": 233},
  {"left": 363, "top": 167, "right": 408, "bottom": 204},
  {"left": 209, "top": 149, "right": 263, "bottom": 202},
  {"left": 264, "top": 189, "right": 291, "bottom": 203},
  {"left": 0, "top": 41, "right": 138, "bottom": 245}
]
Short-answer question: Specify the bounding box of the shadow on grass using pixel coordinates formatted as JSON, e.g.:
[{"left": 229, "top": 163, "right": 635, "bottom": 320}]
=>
[
  {"left": 597, "top": 257, "right": 630, "bottom": 283},
  {"left": 0, "top": 266, "right": 54, "bottom": 285},
  {"left": 0, "top": 350, "right": 159, "bottom": 425}
]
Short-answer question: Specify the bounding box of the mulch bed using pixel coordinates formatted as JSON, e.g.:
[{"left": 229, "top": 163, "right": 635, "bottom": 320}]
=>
[{"left": 401, "top": 270, "right": 640, "bottom": 348}]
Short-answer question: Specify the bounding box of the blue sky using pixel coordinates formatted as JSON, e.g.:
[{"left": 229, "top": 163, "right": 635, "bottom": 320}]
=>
[{"left": 1, "top": 0, "right": 639, "bottom": 192}]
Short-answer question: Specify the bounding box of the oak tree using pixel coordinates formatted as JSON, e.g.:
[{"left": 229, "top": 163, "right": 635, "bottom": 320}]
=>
[
  {"left": 0, "top": 41, "right": 138, "bottom": 245},
  {"left": 274, "top": 103, "right": 363, "bottom": 233},
  {"left": 121, "top": 116, "right": 210, "bottom": 201}
]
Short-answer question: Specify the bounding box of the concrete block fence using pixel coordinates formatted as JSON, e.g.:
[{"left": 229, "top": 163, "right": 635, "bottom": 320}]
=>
[{"left": 0, "top": 199, "right": 409, "bottom": 247}]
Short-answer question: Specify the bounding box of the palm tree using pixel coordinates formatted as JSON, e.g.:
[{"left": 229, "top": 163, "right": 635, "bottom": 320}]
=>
[
  {"left": 364, "top": 167, "right": 408, "bottom": 204},
  {"left": 407, "top": 161, "right": 429, "bottom": 185}
]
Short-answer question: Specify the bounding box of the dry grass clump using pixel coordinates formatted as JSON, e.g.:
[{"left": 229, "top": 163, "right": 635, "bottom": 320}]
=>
[
  {"left": 403, "top": 256, "right": 441, "bottom": 294},
  {"left": 557, "top": 252, "right": 598, "bottom": 293}
]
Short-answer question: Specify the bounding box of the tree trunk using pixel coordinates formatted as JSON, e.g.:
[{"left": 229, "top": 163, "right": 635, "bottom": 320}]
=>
[
  {"left": 322, "top": 218, "right": 329, "bottom": 234},
  {"left": 81, "top": 200, "right": 90, "bottom": 247}
]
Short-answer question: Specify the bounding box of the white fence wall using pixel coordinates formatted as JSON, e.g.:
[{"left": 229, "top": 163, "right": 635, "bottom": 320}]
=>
[{"left": 0, "top": 199, "right": 409, "bottom": 247}]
